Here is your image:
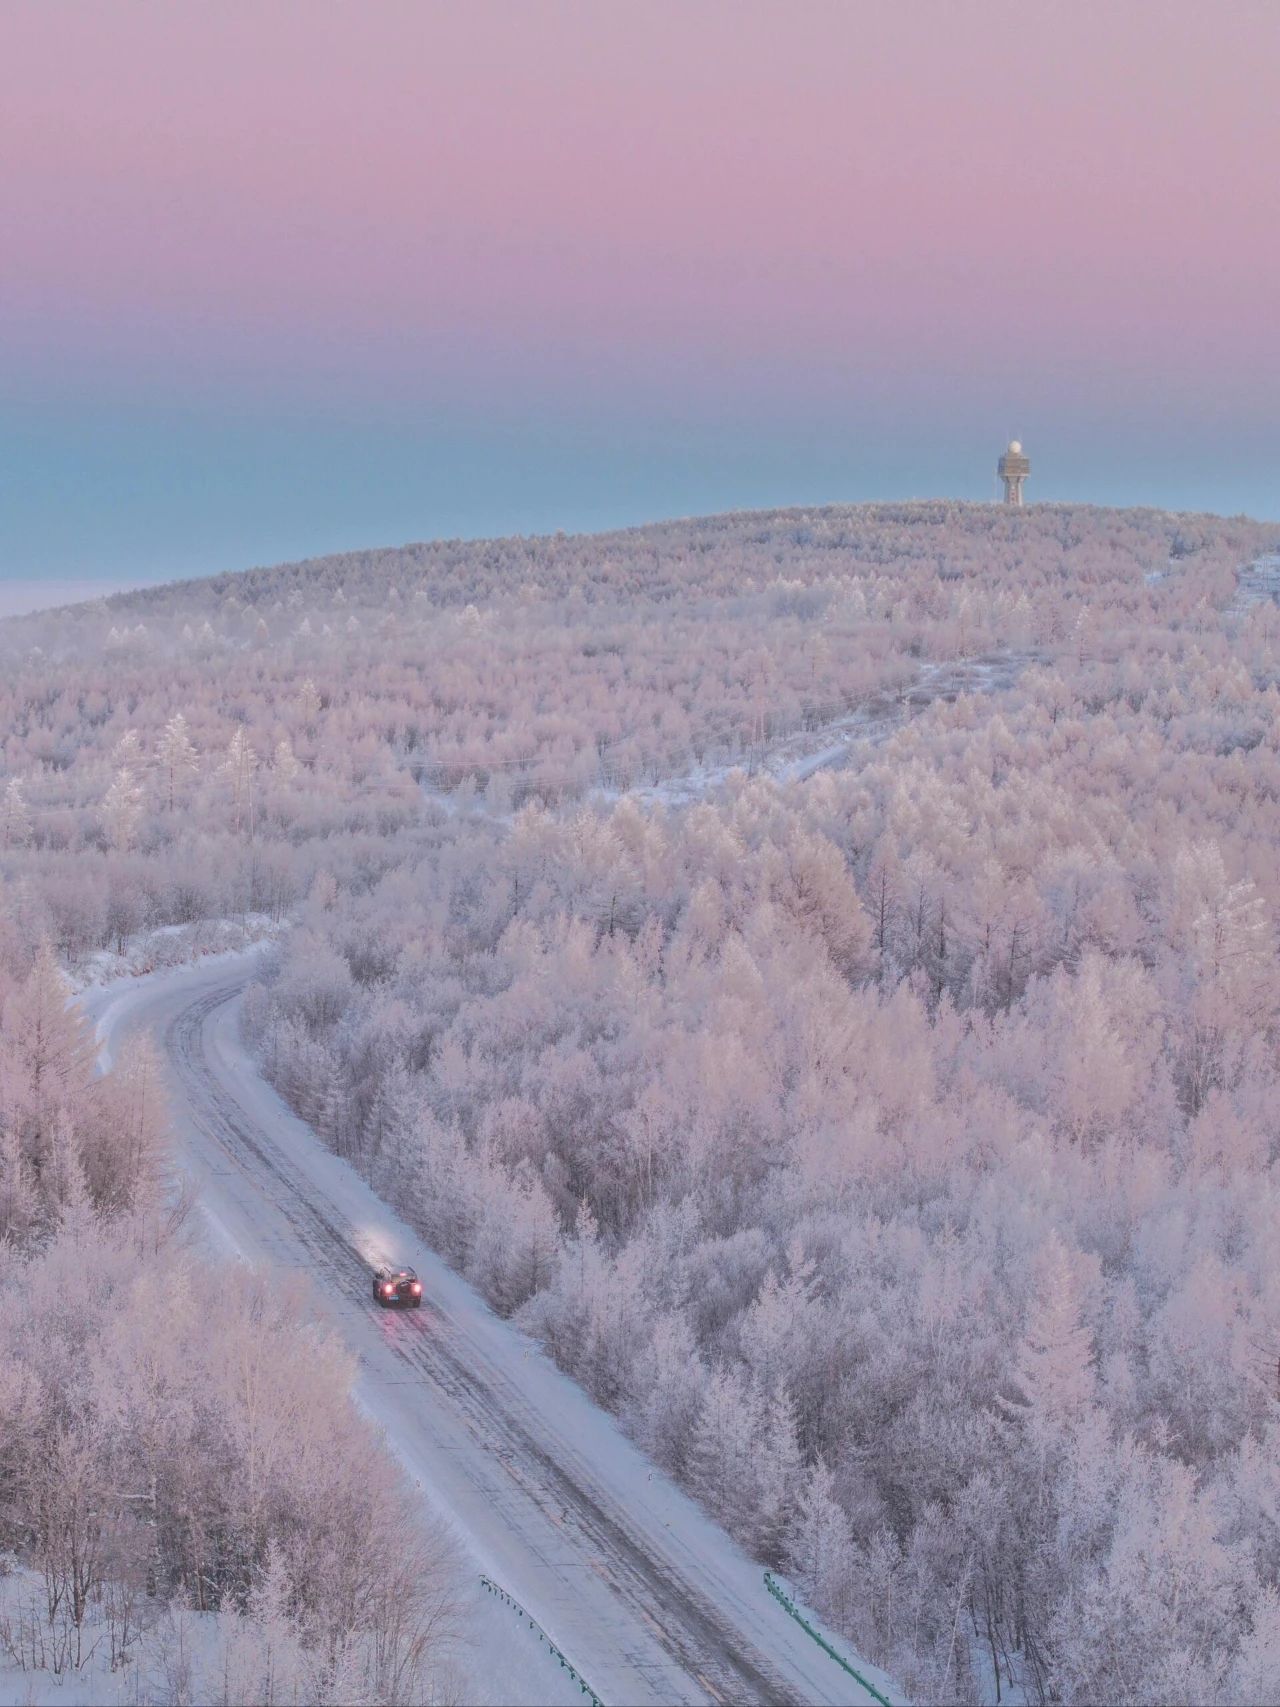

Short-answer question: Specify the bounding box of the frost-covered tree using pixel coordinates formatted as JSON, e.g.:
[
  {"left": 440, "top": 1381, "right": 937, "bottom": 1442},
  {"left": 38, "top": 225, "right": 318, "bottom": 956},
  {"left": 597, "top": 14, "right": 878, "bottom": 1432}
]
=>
[
  {"left": 1, "top": 777, "right": 31, "bottom": 848},
  {"left": 221, "top": 727, "right": 258, "bottom": 836},
  {"left": 785, "top": 1458, "right": 855, "bottom": 1618},
  {"left": 155, "top": 711, "right": 198, "bottom": 810},
  {"left": 1006, "top": 1236, "right": 1098, "bottom": 1441},
  {"left": 101, "top": 765, "right": 144, "bottom": 851}
]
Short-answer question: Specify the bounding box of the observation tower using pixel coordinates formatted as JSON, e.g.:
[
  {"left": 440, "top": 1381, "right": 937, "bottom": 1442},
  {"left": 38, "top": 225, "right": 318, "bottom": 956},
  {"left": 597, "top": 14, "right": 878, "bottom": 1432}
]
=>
[{"left": 998, "top": 439, "right": 1030, "bottom": 505}]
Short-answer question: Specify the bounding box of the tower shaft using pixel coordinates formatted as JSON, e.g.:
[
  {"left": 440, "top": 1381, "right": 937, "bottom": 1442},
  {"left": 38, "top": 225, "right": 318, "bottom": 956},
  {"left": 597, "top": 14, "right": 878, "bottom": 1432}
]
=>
[{"left": 997, "top": 442, "right": 1030, "bottom": 504}]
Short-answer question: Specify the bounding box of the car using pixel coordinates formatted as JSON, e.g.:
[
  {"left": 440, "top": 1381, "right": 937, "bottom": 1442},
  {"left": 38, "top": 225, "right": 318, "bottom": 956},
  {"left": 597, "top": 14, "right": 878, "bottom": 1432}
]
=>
[{"left": 372, "top": 1264, "right": 423, "bottom": 1308}]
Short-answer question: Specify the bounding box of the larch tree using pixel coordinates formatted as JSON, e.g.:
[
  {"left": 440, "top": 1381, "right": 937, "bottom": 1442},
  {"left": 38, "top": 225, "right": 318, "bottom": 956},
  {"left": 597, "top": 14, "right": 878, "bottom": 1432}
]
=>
[
  {"left": 1007, "top": 1235, "right": 1098, "bottom": 1445},
  {"left": 0, "top": 944, "right": 97, "bottom": 1167},
  {"left": 101, "top": 765, "right": 144, "bottom": 852},
  {"left": 1, "top": 777, "right": 32, "bottom": 849},
  {"left": 222, "top": 727, "right": 258, "bottom": 837},
  {"left": 784, "top": 1458, "right": 855, "bottom": 1622},
  {"left": 155, "top": 712, "right": 198, "bottom": 811}
]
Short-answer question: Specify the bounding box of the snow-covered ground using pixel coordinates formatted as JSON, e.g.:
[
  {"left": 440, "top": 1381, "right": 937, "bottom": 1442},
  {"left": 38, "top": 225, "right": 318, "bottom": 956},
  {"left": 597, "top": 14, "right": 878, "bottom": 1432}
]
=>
[
  {"left": 0, "top": 1561, "right": 580, "bottom": 1707},
  {"left": 79, "top": 961, "right": 896, "bottom": 1707},
  {"left": 67, "top": 914, "right": 280, "bottom": 992}
]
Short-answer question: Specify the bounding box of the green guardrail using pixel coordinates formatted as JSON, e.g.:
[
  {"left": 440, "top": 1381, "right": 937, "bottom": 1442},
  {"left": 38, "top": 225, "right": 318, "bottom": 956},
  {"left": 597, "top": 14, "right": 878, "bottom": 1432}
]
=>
[
  {"left": 478, "top": 1574, "right": 605, "bottom": 1707},
  {"left": 763, "top": 1571, "right": 894, "bottom": 1707}
]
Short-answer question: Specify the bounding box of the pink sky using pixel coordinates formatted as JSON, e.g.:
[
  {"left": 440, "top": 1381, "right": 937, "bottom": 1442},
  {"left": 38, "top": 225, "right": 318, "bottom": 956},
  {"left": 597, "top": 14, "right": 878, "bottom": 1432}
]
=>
[
  {"left": 5, "top": 1, "right": 1276, "bottom": 404},
  {"left": 1, "top": 1, "right": 1277, "bottom": 585}
]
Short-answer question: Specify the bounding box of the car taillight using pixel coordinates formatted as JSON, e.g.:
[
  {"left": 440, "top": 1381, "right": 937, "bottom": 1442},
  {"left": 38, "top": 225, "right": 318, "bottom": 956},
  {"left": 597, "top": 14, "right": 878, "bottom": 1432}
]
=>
[
  {"left": 411, "top": 1282, "right": 422, "bottom": 1294},
  {"left": 383, "top": 1284, "right": 394, "bottom": 1296}
]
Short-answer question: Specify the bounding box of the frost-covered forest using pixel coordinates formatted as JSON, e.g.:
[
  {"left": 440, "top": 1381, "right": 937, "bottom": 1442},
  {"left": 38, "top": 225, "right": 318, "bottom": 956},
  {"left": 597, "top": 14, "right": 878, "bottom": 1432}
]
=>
[
  {"left": 0, "top": 941, "right": 464, "bottom": 1703},
  {"left": 4, "top": 501, "right": 1280, "bottom": 1703}
]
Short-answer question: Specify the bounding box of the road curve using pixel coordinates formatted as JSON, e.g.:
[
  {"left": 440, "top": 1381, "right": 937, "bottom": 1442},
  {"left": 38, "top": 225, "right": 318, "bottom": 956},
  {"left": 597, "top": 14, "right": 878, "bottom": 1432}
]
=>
[{"left": 85, "top": 957, "right": 891, "bottom": 1707}]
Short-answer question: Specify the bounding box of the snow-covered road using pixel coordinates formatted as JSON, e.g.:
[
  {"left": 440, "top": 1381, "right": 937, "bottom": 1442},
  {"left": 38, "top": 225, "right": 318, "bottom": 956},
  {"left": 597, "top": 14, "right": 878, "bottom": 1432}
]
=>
[{"left": 82, "top": 960, "right": 894, "bottom": 1707}]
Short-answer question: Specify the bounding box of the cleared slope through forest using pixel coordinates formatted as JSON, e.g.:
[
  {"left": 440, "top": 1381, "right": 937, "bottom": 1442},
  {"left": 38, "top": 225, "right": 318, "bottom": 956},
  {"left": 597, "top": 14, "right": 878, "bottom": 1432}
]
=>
[
  {"left": 620, "top": 652, "right": 1031, "bottom": 805},
  {"left": 421, "top": 646, "right": 1035, "bottom": 814},
  {"left": 84, "top": 961, "right": 893, "bottom": 1707}
]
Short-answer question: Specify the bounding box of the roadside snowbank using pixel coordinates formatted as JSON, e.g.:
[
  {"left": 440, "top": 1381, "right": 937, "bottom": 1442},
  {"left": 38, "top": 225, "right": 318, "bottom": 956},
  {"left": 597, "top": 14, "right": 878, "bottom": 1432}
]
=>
[{"left": 68, "top": 915, "right": 281, "bottom": 993}]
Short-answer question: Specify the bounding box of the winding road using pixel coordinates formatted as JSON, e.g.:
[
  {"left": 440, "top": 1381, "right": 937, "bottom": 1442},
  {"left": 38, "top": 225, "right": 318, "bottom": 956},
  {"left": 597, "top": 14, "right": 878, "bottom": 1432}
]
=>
[{"left": 83, "top": 957, "right": 892, "bottom": 1707}]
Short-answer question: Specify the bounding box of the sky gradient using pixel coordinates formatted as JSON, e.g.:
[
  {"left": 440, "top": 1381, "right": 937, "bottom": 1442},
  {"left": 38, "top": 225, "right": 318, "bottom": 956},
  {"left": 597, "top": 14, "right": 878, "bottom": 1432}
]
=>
[{"left": 2, "top": 0, "right": 1277, "bottom": 604}]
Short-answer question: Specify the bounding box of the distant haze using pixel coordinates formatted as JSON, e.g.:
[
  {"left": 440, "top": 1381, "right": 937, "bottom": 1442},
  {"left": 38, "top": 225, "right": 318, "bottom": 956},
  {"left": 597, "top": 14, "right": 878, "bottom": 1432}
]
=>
[
  {"left": 0, "top": 578, "right": 133, "bottom": 619},
  {"left": 2, "top": 0, "right": 1277, "bottom": 596}
]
